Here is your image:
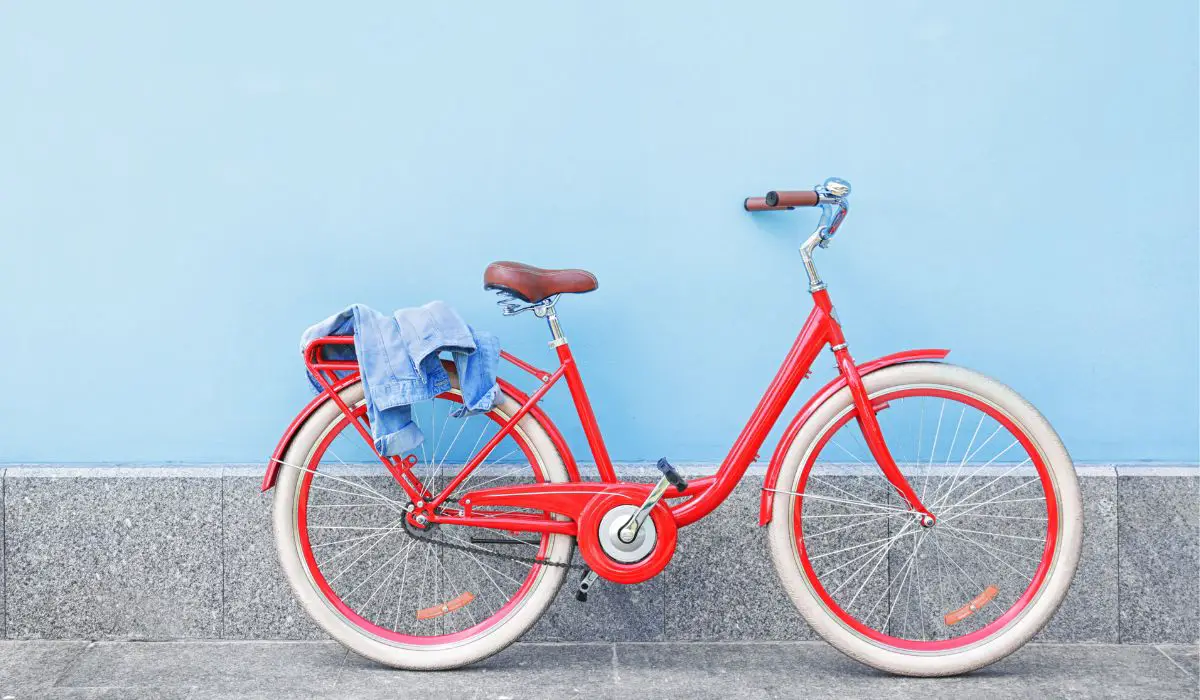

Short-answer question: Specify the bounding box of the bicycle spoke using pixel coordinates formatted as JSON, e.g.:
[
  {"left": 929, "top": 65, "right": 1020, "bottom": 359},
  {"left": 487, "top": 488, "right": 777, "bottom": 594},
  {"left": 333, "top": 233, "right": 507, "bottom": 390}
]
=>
[
  {"left": 808, "top": 475, "right": 888, "bottom": 510},
  {"left": 797, "top": 510, "right": 910, "bottom": 519},
  {"left": 830, "top": 527, "right": 905, "bottom": 597},
  {"left": 450, "top": 421, "right": 494, "bottom": 493},
  {"left": 946, "top": 511, "right": 1047, "bottom": 522},
  {"left": 311, "top": 530, "right": 396, "bottom": 550},
  {"left": 884, "top": 535, "right": 926, "bottom": 629},
  {"left": 939, "top": 523, "right": 1044, "bottom": 544},
  {"left": 830, "top": 439, "right": 871, "bottom": 466},
  {"left": 943, "top": 405, "right": 967, "bottom": 469},
  {"left": 309, "top": 525, "right": 396, "bottom": 531},
  {"left": 921, "top": 399, "right": 945, "bottom": 501},
  {"left": 326, "top": 522, "right": 406, "bottom": 584},
  {"left": 768, "top": 488, "right": 909, "bottom": 513},
  {"left": 276, "top": 459, "right": 408, "bottom": 512},
  {"left": 842, "top": 519, "right": 918, "bottom": 606},
  {"left": 935, "top": 527, "right": 1036, "bottom": 580},
  {"left": 931, "top": 447, "right": 1025, "bottom": 511},
  {"left": 343, "top": 538, "right": 419, "bottom": 601},
  {"left": 931, "top": 532, "right": 985, "bottom": 593},
  {"left": 940, "top": 471, "right": 1036, "bottom": 518},
  {"left": 309, "top": 502, "right": 395, "bottom": 509},
  {"left": 327, "top": 447, "right": 411, "bottom": 507},
  {"left": 805, "top": 512, "right": 895, "bottom": 539},
  {"left": 810, "top": 531, "right": 925, "bottom": 566},
  {"left": 930, "top": 414, "right": 985, "bottom": 503}
]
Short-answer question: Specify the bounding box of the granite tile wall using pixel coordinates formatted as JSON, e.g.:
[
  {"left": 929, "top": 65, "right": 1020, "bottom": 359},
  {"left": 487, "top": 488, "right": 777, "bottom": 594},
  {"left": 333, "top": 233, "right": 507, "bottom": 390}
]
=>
[
  {"left": 1116, "top": 466, "right": 1199, "bottom": 643},
  {"left": 3, "top": 468, "right": 222, "bottom": 639},
  {"left": 0, "top": 465, "right": 1194, "bottom": 643}
]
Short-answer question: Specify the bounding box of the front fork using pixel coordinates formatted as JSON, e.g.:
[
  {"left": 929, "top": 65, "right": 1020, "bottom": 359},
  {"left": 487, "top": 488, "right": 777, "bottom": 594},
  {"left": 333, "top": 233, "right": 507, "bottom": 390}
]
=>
[
  {"left": 833, "top": 345, "right": 936, "bottom": 523},
  {"left": 814, "top": 290, "right": 936, "bottom": 523}
]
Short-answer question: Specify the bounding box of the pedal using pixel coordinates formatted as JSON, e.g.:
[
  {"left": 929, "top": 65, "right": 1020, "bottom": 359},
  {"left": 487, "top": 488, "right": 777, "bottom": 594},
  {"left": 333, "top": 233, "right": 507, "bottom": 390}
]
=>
[
  {"left": 654, "top": 458, "right": 688, "bottom": 493},
  {"left": 576, "top": 568, "right": 598, "bottom": 602},
  {"left": 616, "top": 458, "right": 688, "bottom": 545}
]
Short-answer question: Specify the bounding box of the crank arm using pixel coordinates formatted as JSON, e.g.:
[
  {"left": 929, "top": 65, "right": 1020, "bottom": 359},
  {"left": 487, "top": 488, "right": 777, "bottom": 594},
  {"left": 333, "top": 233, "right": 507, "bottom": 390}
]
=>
[{"left": 618, "top": 458, "right": 687, "bottom": 543}]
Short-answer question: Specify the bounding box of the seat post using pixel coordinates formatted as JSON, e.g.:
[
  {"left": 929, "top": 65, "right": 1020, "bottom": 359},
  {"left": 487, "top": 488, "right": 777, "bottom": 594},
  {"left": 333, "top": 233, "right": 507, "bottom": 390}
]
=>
[{"left": 533, "top": 298, "right": 567, "bottom": 348}]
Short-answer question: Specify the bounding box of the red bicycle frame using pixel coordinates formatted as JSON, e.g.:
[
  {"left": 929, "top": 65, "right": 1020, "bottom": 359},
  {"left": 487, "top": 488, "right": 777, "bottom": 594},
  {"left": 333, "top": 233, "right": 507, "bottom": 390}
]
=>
[{"left": 265, "top": 287, "right": 946, "bottom": 537}]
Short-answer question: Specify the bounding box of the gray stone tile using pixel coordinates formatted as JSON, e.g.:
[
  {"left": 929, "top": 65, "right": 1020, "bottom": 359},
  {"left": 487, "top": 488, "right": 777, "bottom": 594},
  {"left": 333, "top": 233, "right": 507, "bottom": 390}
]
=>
[
  {"left": 5, "top": 688, "right": 198, "bottom": 699},
  {"left": 1158, "top": 644, "right": 1199, "bottom": 678},
  {"left": 221, "top": 468, "right": 326, "bottom": 640},
  {"left": 0, "top": 640, "right": 89, "bottom": 689},
  {"left": 615, "top": 642, "right": 1199, "bottom": 699},
  {"left": 1117, "top": 467, "right": 1200, "bottom": 643},
  {"left": 663, "top": 472, "right": 814, "bottom": 641},
  {"left": 55, "top": 640, "right": 345, "bottom": 691},
  {"left": 1039, "top": 467, "right": 1118, "bottom": 642},
  {"left": 4, "top": 468, "right": 222, "bottom": 639},
  {"left": 337, "top": 642, "right": 617, "bottom": 699},
  {"left": 526, "top": 577, "right": 665, "bottom": 642},
  {"left": 0, "top": 640, "right": 1197, "bottom": 700}
]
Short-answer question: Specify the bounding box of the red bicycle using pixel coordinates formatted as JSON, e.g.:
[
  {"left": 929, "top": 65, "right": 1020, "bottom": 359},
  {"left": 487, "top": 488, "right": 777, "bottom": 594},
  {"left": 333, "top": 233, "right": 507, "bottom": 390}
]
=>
[{"left": 264, "top": 178, "right": 1082, "bottom": 676}]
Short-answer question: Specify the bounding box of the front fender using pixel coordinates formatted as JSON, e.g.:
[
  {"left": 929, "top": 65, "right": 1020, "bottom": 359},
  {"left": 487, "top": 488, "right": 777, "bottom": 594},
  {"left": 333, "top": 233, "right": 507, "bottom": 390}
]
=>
[
  {"left": 757, "top": 348, "right": 950, "bottom": 525},
  {"left": 261, "top": 377, "right": 581, "bottom": 492}
]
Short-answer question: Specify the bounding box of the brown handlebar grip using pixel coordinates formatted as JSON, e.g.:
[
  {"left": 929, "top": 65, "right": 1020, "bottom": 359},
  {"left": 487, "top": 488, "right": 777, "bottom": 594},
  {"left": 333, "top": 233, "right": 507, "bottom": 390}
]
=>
[
  {"left": 765, "top": 190, "right": 819, "bottom": 207},
  {"left": 744, "top": 196, "right": 794, "bottom": 211}
]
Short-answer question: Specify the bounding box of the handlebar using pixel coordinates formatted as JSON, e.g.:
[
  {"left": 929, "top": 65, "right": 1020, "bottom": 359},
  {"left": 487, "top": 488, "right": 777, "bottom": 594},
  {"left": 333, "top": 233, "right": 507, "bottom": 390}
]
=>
[
  {"left": 766, "top": 190, "right": 820, "bottom": 208},
  {"left": 743, "top": 197, "right": 788, "bottom": 211},
  {"left": 742, "top": 191, "right": 819, "bottom": 211}
]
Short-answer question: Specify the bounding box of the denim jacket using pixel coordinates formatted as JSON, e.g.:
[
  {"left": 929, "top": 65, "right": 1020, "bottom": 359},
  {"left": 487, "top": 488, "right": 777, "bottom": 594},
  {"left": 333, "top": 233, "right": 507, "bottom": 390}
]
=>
[{"left": 300, "top": 302, "right": 499, "bottom": 456}]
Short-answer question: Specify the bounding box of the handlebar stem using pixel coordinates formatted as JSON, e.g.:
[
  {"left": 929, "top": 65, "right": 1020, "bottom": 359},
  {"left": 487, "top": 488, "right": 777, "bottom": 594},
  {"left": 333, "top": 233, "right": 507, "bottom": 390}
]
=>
[
  {"left": 800, "top": 188, "right": 850, "bottom": 293},
  {"left": 799, "top": 231, "right": 826, "bottom": 292}
]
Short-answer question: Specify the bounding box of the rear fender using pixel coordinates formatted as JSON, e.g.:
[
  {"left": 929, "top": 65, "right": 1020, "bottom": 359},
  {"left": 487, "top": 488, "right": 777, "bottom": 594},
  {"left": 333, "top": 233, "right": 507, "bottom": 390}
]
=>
[
  {"left": 757, "top": 349, "right": 950, "bottom": 525},
  {"left": 261, "top": 377, "right": 581, "bottom": 491},
  {"left": 262, "top": 376, "right": 359, "bottom": 492}
]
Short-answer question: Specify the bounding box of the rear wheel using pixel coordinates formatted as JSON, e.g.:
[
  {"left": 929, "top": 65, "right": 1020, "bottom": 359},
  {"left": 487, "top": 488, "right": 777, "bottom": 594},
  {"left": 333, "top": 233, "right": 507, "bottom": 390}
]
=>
[
  {"left": 272, "top": 374, "right": 573, "bottom": 670},
  {"left": 767, "top": 363, "right": 1081, "bottom": 676}
]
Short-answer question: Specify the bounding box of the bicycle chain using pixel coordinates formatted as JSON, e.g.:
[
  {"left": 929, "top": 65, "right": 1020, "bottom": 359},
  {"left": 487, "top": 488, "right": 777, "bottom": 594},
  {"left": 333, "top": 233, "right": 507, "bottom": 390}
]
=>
[{"left": 402, "top": 523, "right": 584, "bottom": 571}]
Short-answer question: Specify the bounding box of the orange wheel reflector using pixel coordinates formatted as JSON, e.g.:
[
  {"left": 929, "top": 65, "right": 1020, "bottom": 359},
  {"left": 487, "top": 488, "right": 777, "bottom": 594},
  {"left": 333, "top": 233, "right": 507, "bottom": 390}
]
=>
[
  {"left": 416, "top": 591, "right": 475, "bottom": 621},
  {"left": 944, "top": 585, "right": 998, "bottom": 626}
]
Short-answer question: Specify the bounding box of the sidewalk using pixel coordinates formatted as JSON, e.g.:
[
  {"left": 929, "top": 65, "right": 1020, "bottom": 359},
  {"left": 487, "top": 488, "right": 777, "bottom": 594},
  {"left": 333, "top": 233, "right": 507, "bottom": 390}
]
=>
[{"left": 0, "top": 640, "right": 1196, "bottom": 699}]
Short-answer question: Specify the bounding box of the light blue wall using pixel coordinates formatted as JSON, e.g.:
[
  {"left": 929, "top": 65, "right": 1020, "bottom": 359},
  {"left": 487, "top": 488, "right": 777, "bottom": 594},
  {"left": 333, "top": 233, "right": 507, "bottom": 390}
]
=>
[{"left": 1, "top": 1, "right": 1196, "bottom": 464}]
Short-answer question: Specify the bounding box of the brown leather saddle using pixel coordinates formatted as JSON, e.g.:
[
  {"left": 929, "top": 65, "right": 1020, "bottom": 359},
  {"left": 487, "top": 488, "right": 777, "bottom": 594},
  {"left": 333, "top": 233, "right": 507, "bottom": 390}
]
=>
[{"left": 483, "top": 261, "right": 598, "bottom": 304}]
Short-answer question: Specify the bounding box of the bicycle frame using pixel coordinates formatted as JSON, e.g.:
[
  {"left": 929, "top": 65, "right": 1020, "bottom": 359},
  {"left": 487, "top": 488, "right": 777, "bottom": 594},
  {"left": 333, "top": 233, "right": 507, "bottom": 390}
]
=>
[{"left": 267, "top": 287, "right": 946, "bottom": 538}]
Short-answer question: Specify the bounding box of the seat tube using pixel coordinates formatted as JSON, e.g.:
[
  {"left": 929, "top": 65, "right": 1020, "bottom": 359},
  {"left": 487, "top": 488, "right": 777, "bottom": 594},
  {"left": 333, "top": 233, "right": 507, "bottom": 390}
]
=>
[{"left": 539, "top": 304, "right": 618, "bottom": 482}]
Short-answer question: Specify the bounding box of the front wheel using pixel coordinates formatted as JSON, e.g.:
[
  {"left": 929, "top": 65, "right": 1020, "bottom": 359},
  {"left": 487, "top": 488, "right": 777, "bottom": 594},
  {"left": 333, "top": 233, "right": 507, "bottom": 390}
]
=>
[{"left": 767, "top": 362, "right": 1082, "bottom": 676}]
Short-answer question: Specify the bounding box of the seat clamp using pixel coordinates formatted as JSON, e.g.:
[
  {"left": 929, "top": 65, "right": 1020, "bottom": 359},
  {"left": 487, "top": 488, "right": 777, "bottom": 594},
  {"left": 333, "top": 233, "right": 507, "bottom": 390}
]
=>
[{"left": 548, "top": 337, "right": 568, "bottom": 348}]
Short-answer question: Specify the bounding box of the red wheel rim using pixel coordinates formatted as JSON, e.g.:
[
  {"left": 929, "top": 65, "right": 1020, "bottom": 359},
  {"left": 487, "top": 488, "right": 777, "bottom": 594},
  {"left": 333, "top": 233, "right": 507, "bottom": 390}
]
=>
[{"left": 792, "top": 386, "right": 1060, "bottom": 652}]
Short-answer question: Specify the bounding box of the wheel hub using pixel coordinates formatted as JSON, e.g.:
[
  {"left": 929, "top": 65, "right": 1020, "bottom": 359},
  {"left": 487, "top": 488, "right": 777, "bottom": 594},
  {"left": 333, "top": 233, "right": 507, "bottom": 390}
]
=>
[{"left": 598, "top": 504, "right": 657, "bottom": 563}]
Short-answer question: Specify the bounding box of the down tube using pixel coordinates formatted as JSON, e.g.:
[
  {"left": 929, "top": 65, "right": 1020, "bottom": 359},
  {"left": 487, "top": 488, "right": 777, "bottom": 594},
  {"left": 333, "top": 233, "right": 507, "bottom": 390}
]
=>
[{"left": 670, "top": 306, "right": 831, "bottom": 526}]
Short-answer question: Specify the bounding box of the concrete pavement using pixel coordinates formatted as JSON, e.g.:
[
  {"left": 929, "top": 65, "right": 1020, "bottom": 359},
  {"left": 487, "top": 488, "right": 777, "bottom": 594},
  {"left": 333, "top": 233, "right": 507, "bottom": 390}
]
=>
[{"left": 0, "top": 640, "right": 1196, "bottom": 699}]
